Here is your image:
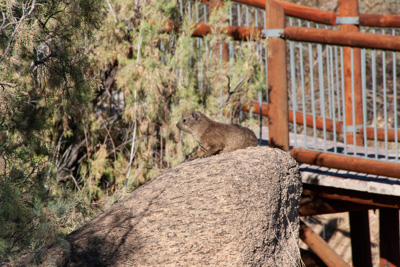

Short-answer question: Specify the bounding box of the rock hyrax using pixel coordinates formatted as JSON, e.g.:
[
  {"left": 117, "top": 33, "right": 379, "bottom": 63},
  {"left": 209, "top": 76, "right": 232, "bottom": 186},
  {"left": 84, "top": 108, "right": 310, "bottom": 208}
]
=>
[{"left": 176, "top": 111, "right": 258, "bottom": 159}]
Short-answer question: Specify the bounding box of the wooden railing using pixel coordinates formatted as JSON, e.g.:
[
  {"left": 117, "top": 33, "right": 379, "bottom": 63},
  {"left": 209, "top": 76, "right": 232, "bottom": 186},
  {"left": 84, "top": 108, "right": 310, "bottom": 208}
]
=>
[
  {"left": 187, "top": 1, "right": 400, "bottom": 265},
  {"left": 189, "top": 0, "right": 400, "bottom": 180}
]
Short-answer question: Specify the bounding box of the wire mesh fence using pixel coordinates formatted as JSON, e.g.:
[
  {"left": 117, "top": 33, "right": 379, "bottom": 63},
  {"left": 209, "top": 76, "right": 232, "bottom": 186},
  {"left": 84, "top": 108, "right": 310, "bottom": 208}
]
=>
[{"left": 179, "top": 0, "right": 400, "bottom": 165}]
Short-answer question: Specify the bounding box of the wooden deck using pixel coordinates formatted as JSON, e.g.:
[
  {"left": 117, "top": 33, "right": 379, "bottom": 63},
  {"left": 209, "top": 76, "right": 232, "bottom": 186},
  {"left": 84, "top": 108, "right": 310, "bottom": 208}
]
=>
[{"left": 257, "top": 126, "right": 400, "bottom": 197}]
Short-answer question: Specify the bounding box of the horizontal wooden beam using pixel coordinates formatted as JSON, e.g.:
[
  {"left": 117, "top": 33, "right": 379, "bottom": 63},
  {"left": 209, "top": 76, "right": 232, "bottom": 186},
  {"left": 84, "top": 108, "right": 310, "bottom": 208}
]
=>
[
  {"left": 284, "top": 26, "right": 400, "bottom": 51},
  {"left": 192, "top": 23, "right": 263, "bottom": 40},
  {"left": 360, "top": 127, "right": 400, "bottom": 143},
  {"left": 359, "top": 14, "right": 400, "bottom": 28},
  {"left": 245, "top": 102, "right": 400, "bottom": 142},
  {"left": 245, "top": 102, "right": 343, "bottom": 133},
  {"left": 242, "top": 101, "right": 269, "bottom": 116},
  {"left": 231, "top": 0, "right": 337, "bottom": 25},
  {"left": 177, "top": 23, "right": 400, "bottom": 53},
  {"left": 291, "top": 148, "right": 400, "bottom": 179},
  {"left": 299, "top": 220, "right": 350, "bottom": 267},
  {"left": 300, "top": 196, "right": 374, "bottom": 216},
  {"left": 276, "top": 0, "right": 337, "bottom": 25},
  {"left": 205, "top": 1, "right": 400, "bottom": 28},
  {"left": 303, "top": 184, "right": 400, "bottom": 209}
]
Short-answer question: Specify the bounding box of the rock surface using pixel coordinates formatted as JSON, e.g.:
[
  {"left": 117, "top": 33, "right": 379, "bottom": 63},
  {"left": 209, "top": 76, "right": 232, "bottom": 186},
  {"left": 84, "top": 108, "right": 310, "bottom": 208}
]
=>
[{"left": 63, "top": 146, "right": 302, "bottom": 266}]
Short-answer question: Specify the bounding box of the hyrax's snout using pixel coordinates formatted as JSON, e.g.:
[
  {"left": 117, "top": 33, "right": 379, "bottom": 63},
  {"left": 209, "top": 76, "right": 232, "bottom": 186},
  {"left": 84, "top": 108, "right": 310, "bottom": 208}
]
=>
[
  {"left": 176, "top": 120, "right": 183, "bottom": 130},
  {"left": 176, "top": 117, "right": 188, "bottom": 131}
]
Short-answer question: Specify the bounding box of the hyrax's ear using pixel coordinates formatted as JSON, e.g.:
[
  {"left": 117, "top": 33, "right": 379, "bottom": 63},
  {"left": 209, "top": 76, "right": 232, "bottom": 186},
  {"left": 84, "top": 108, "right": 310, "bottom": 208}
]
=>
[{"left": 191, "top": 112, "right": 200, "bottom": 121}]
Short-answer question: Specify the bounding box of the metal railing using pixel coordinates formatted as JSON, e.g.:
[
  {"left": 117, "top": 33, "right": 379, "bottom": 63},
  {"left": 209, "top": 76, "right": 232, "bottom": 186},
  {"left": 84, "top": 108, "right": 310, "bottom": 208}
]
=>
[
  {"left": 178, "top": 0, "right": 400, "bottom": 178},
  {"left": 287, "top": 25, "right": 400, "bottom": 163}
]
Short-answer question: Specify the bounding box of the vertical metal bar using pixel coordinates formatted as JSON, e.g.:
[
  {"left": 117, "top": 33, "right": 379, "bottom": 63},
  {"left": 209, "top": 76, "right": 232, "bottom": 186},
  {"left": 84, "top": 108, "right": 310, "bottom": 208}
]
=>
[
  {"left": 263, "top": 9, "right": 266, "bottom": 29},
  {"left": 196, "top": 1, "right": 199, "bottom": 21},
  {"left": 361, "top": 48, "right": 368, "bottom": 157},
  {"left": 246, "top": 5, "right": 249, "bottom": 26},
  {"left": 393, "top": 32, "right": 399, "bottom": 161},
  {"left": 330, "top": 46, "right": 337, "bottom": 153},
  {"left": 219, "top": 43, "right": 223, "bottom": 113},
  {"left": 258, "top": 42, "right": 263, "bottom": 141},
  {"left": 289, "top": 18, "right": 297, "bottom": 148},
  {"left": 372, "top": 48, "right": 378, "bottom": 159},
  {"left": 203, "top": 4, "right": 207, "bottom": 23},
  {"left": 189, "top": 0, "right": 193, "bottom": 67},
  {"left": 199, "top": 39, "right": 203, "bottom": 92},
  {"left": 190, "top": 38, "right": 193, "bottom": 67},
  {"left": 237, "top": 4, "right": 241, "bottom": 27},
  {"left": 326, "top": 37, "right": 333, "bottom": 121},
  {"left": 258, "top": 88, "right": 263, "bottom": 144},
  {"left": 188, "top": 0, "right": 192, "bottom": 19},
  {"left": 299, "top": 20, "right": 308, "bottom": 149},
  {"left": 160, "top": 39, "right": 165, "bottom": 64},
  {"left": 341, "top": 47, "right": 347, "bottom": 154},
  {"left": 335, "top": 46, "right": 341, "bottom": 121},
  {"left": 327, "top": 45, "right": 333, "bottom": 120},
  {"left": 317, "top": 40, "right": 327, "bottom": 151},
  {"left": 229, "top": 3, "right": 232, "bottom": 25},
  {"left": 179, "top": 0, "right": 183, "bottom": 17},
  {"left": 351, "top": 48, "right": 357, "bottom": 153},
  {"left": 382, "top": 46, "right": 388, "bottom": 160},
  {"left": 195, "top": 1, "right": 201, "bottom": 92},
  {"left": 264, "top": 10, "right": 268, "bottom": 103},
  {"left": 255, "top": 9, "right": 258, "bottom": 27},
  {"left": 264, "top": 44, "right": 268, "bottom": 103},
  {"left": 308, "top": 41, "right": 317, "bottom": 150}
]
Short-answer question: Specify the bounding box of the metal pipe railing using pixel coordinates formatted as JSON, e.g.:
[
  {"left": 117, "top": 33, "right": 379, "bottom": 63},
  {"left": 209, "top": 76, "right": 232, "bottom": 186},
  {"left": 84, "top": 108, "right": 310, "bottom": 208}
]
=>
[
  {"left": 181, "top": 0, "right": 400, "bottom": 171},
  {"left": 290, "top": 148, "right": 400, "bottom": 179},
  {"left": 245, "top": 102, "right": 400, "bottom": 142}
]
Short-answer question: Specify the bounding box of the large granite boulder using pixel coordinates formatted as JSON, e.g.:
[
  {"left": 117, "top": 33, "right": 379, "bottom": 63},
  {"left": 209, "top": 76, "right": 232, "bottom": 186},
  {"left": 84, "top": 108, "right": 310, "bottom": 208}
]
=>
[{"left": 62, "top": 146, "right": 302, "bottom": 266}]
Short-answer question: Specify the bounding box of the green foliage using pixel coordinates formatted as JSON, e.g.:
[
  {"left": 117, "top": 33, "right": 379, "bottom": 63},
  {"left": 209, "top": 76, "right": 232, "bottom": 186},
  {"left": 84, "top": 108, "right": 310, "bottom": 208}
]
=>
[
  {"left": 0, "top": 0, "right": 104, "bottom": 264},
  {"left": 93, "top": 0, "right": 266, "bottom": 186},
  {"left": 0, "top": 0, "right": 266, "bottom": 264}
]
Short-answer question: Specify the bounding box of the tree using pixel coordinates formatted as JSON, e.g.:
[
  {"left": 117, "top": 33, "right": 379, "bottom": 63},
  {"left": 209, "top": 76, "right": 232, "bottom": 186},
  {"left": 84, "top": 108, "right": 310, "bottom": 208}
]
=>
[
  {"left": 0, "top": 0, "right": 103, "bottom": 264},
  {"left": 0, "top": 0, "right": 266, "bottom": 264}
]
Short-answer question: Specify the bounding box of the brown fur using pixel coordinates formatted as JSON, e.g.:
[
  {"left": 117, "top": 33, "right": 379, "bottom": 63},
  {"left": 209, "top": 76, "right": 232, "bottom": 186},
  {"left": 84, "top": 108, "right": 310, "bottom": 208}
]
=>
[{"left": 176, "top": 111, "right": 258, "bottom": 159}]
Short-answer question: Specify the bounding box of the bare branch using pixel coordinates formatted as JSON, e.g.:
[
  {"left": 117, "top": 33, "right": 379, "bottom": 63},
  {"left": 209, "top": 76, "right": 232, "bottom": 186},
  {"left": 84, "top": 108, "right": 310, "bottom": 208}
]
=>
[
  {"left": 125, "top": 22, "right": 144, "bottom": 187},
  {"left": 0, "top": 11, "right": 6, "bottom": 30},
  {"left": 0, "top": 0, "right": 37, "bottom": 63},
  {"left": 33, "top": 51, "right": 59, "bottom": 66},
  {"left": 0, "top": 82, "right": 15, "bottom": 91},
  {"left": 218, "top": 75, "right": 246, "bottom": 110}
]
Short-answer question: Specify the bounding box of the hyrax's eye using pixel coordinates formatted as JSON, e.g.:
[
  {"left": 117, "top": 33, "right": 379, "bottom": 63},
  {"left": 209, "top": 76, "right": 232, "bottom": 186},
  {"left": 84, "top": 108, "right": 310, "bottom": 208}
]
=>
[{"left": 183, "top": 119, "right": 186, "bottom": 123}]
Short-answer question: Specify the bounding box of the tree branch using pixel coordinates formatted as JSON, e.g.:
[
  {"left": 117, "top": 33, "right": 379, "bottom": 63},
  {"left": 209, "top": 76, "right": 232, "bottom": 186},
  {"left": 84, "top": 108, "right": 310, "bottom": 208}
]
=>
[
  {"left": 0, "top": 0, "right": 37, "bottom": 64},
  {"left": 218, "top": 75, "right": 246, "bottom": 110}
]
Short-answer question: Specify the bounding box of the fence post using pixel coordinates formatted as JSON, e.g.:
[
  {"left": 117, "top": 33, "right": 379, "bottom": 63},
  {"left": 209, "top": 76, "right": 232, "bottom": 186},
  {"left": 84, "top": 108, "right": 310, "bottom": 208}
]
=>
[
  {"left": 265, "top": 0, "right": 289, "bottom": 151},
  {"left": 379, "top": 208, "right": 400, "bottom": 266},
  {"left": 338, "top": 0, "right": 364, "bottom": 146},
  {"left": 209, "top": 0, "right": 229, "bottom": 62},
  {"left": 349, "top": 210, "right": 373, "bottom": 267}
]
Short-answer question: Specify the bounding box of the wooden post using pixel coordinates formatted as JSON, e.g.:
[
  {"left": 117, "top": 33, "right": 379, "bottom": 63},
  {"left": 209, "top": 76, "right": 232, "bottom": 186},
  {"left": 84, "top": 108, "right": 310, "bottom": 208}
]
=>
[
  {"left": 265, "top": 0, "right": 289, "bottom": 151},
  {"left": 379, "top": 208, "right": 400, "bottom": 267},
  {"left": 300, "top": 221, "right": 350, "bottom": 267},
  {"left": 338, "top": 0, "right": 364, "bottom": 146},
  {"left": 349, "top": 210, "right": 373, "bottom": 267}
]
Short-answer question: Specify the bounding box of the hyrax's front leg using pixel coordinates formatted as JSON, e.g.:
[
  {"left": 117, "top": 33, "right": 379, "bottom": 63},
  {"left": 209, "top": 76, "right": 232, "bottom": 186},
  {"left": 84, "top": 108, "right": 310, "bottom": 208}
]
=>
[{"left": 196, "top": 143, "right": 224, "bottom": 158}]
